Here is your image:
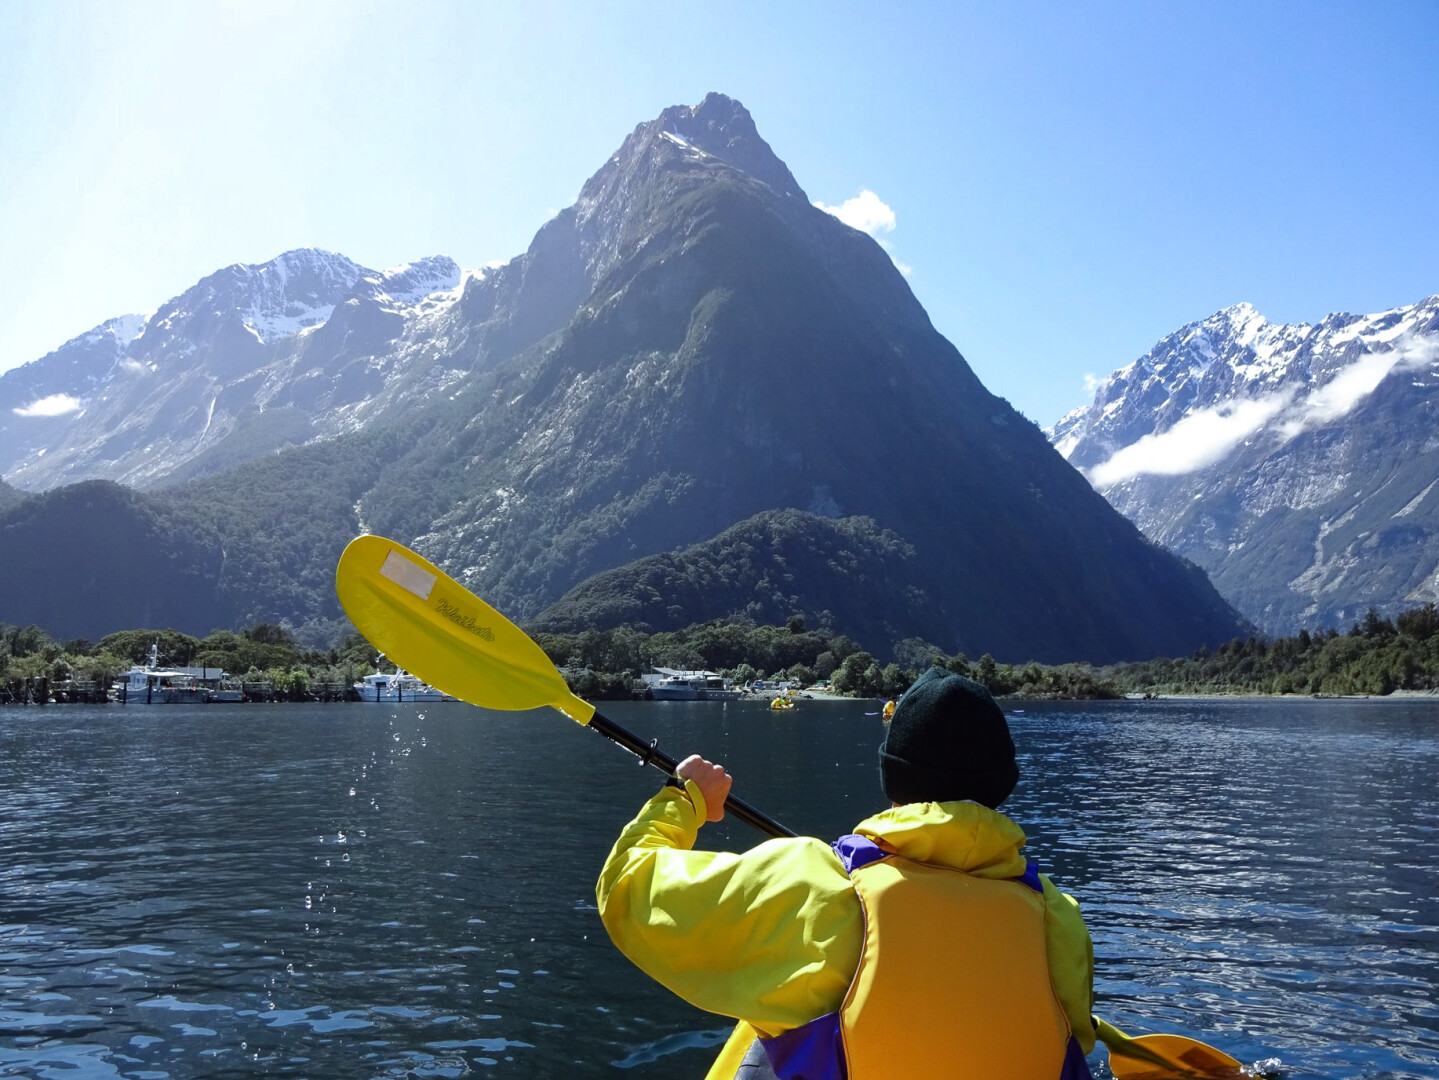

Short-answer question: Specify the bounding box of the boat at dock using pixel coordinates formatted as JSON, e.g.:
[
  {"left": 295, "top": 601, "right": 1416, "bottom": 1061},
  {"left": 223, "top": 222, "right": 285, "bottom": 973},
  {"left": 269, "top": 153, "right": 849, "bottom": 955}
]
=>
[
  {"left": 640, "top": 668, "right": 742, "bottom": 701},
  {"left": 112, "top": 644, "right": 230, "bottom": 704},
  {"left": 353, "top": 670, "right": 456, "bottom": 702}
]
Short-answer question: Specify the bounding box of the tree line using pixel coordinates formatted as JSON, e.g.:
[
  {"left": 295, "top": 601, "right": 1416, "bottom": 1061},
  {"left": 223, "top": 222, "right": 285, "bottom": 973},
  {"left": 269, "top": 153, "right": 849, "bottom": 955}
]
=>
[
  {"left": 536, "top": 605, "right": 1439, "bottom": 701},
  {"left": 0, "top": 622, "right": 382, "bottom": 702},
  {"left": 532, "top": 614, "right": 1123, "bottom": 701},
  {"left": 1107, "top": 605, "right": 1439, "bottom": 697},
  {"left": 6, "top": 603, "right": 1439, "bottom": 704}
]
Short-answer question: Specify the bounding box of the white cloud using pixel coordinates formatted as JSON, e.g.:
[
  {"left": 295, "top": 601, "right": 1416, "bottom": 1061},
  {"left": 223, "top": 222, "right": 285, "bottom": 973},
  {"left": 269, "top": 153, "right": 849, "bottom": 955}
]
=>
[
  {"left": 1083, "top": 373, "right": 1102, "bottom": 394},
  {"left": 13, "top": 393, "right": 82, "bottom": 418},
  {"left": 1088, "top": 332, "right": 1439, "bottom": 486},
  {"left": 1306, "top": 336, "right": 1436, "bottom": 425},
  {"left": 814, "top": 189, "right": 909, "bottom": 274},
  {"left": 814, "top": 189, "right": 896, "bottom": 236},
  {"left": 1089, "top": 392, "right": 1292, "bottom": 487}
]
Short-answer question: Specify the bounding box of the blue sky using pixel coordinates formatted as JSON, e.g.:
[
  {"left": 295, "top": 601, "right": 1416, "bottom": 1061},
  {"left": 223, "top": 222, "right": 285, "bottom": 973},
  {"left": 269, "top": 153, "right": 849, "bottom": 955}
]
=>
[{"left": 2, "top": 0, "right": 1435, "bottom": 425}]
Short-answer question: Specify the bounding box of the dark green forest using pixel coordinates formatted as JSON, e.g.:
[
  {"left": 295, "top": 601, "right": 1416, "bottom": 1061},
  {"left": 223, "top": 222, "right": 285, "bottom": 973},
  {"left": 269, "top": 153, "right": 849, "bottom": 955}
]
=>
[
  {"left": 5, "top": 604, "right": 1439, "bottom": 704},
  {"left": 533, "top": 603, "right": 1439, "bottom": 700},
  {"left": 1108, "top": 605, "right": 1439, "bottom": 697}
]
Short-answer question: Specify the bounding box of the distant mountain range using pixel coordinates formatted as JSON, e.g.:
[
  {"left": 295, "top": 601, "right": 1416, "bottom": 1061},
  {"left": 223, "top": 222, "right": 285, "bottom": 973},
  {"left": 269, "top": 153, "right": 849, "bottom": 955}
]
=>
[
  {"left": 0, "top": 250, "right": 470, "bottom": 490},
  {"left": 1048, "top": 295, "right": 1439, "bottom": 634},
  {"left": 0, "top": 93, "right": 1247, "bottom": 662}
]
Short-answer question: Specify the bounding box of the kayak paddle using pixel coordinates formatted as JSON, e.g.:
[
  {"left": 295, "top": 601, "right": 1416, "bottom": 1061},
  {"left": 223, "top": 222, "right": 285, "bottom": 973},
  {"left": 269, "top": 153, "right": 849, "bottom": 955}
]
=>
[
  {"left": 1096, "top": 1017, "right": 1245, "bottom": 1079},
  {"left": 334, "top": 534, "right": 794, "bottom": 839},
  {"left": 335, "top": 535, "right": 1245, "bottom": 1077}
]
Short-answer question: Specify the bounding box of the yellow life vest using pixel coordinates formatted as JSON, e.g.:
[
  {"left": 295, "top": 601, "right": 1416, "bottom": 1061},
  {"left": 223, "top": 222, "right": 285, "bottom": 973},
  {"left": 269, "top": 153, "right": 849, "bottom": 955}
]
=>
[
  {"left": 840, "top": 851, "right": 1075, "bottom": 1076},
  {"left": 741, "top": 839, "right": 1085, "bottom": 1080}
]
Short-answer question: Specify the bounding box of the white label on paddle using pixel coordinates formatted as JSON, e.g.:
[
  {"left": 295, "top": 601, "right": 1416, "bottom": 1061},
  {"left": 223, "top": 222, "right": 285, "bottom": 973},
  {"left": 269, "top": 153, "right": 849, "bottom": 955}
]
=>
[{"left": 380, "top": 550, "right": 437, "bottom": 600}]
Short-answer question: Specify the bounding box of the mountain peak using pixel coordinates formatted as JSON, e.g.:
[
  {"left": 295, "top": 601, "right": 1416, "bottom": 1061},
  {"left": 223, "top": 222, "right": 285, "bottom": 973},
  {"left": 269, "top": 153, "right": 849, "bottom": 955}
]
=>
[
  {"left": 656, "top": 92, "right": 806, "bottom": 199},
  {"left": 581, "top": 93, "right": 806, "bottom": 207},
  {"left": 1208, "top": 300, "right": 1268, "bottom": 336},
  {"left": 375, "top": 256, "right": 462, "bottom": 303},
  {"left": 1217, "top": 300, "right": 1259, "bottom": 317}
]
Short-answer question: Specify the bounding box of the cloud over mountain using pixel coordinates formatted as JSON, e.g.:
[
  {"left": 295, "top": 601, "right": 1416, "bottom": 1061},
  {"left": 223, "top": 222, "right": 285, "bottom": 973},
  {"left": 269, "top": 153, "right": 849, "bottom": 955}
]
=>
[{"left": 1050, "top": 294, "right": 1439, "bottom": 633}]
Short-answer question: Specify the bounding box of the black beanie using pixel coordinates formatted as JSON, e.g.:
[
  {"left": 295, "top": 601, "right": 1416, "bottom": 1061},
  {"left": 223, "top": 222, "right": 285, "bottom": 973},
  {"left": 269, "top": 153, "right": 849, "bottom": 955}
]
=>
[{"left": 879, "top": 666, "right": 1019, "bottom": 808}]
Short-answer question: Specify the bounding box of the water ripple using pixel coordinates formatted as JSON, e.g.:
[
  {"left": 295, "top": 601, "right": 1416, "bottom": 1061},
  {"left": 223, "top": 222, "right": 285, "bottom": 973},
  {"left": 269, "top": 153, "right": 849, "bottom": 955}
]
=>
[{"left": 0, "top": 700, "right": 1435, "bottom": 1077}]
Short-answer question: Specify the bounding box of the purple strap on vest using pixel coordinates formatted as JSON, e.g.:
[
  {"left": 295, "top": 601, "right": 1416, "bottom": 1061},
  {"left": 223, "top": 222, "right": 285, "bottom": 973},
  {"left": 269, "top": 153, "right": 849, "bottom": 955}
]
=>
[
  {"left": 1063, "top": 1035, "right": 1096, "bottom": 1080},
  {"left": 1016, "top": 858, "right": 1044, "bottom": 893},
  {"left": 756, "top": 1012, "right": 847, "bottom": 1080},
  {"left": 831, "top": 834, "right": 886, "bottom": 873},
  {"left": 832, "top": 833, "right": 1045, "bottom": 893}
]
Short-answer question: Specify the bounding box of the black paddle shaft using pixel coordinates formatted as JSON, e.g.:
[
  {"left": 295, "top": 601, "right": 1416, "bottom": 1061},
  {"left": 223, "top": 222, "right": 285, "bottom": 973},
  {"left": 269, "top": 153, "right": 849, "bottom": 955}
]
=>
[{"left": 588, "top": 711, "right": 795, "bottom": 838}]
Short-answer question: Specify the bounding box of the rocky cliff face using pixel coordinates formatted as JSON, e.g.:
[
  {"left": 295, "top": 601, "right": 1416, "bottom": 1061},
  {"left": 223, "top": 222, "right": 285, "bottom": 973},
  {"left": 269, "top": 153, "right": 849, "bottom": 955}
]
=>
[
  {"left": 0, "top": 94, "right": 1248, "bottom": 661},
  {"left": 1049, "top": 295, "right": 1439, "bottom": 633},
  {"left": 349, "top": 94, "right": 1245, "bottom": 662}
]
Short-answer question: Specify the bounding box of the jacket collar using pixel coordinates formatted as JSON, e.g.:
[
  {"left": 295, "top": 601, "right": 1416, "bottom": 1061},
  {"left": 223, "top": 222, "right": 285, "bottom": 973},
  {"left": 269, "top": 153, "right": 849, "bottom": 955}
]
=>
[{"left": 852, "top": 800, "right": 1028, "bottom": 879}]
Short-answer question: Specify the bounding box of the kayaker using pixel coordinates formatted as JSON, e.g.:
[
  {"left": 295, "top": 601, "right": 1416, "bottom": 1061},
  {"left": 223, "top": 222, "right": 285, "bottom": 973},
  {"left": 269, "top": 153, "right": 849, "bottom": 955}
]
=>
[{"left": 596, "top": 666, "right": 1096, "bottom": 1079}]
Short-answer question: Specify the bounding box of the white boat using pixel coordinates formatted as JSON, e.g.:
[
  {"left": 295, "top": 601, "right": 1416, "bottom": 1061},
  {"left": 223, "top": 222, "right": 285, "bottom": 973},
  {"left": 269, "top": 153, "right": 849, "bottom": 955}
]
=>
[
  {"left": 640, "top": 668, "right": 741, "bottom": 701},
  {"left": 353, "top": 670, "right": 456, "bottom": 702},
  {"left": 112, "top": 644, "right": 227, "bottom": 704},
  {"left": 647, "top": 674, "right": 704, "bottom": 700}
]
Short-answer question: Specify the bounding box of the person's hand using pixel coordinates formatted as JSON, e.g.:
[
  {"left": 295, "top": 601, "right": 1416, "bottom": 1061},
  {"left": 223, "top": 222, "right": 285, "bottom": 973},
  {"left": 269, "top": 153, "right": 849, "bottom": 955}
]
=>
[{"left": 674, "top": 754, "right": 732, "bottom": 823}]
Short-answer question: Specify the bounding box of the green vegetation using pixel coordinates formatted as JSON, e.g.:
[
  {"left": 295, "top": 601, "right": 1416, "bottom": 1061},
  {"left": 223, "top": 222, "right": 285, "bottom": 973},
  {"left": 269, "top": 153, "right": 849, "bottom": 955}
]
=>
[
  {"left": 1108, "top": 605, "right": 1439, "bottom": 697},
  {"left": 532, "top": 614, "right": 1125, "bottom": 701},
  {"left": 530, "top": 509, "right": 934, "bottom": 649},
  {"left": 166, "top": 432, "right": 399, "bottom": 632},
  {"left": 8, "top": 603, "right": 1439, "bottom": 706},
  {"left": 538, "top": 604, "right": 1439, "bottom": 701},
  {"left": 0, "top": 621, "right": 383, "bottom": 703}
]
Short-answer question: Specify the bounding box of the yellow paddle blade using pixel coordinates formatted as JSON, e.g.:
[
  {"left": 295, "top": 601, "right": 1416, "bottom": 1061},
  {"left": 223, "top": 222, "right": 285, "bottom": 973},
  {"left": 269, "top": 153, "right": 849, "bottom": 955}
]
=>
[
  {"left": 334, "top": 534, "right": 595, "bottom": 724},
  {"left": 1097, "top": 1018, "right": 1244, "bottom": 1080}
]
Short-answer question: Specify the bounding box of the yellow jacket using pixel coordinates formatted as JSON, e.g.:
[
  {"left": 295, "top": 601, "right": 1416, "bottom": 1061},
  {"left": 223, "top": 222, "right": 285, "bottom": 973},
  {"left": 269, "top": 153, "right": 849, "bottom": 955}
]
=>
[{"left": 596, "top": 782, "right": 1095, "bottom": 1064}]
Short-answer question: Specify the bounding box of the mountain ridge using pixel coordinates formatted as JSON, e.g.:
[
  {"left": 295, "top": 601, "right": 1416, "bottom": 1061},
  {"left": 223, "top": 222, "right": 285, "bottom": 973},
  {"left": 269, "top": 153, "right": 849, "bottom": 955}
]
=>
[
  {"left": 0, "top": 93, "right": 1249, "bottom": 662},
  {"left": 1049, "top": 294, "right": 1439, "bottom": 633}
]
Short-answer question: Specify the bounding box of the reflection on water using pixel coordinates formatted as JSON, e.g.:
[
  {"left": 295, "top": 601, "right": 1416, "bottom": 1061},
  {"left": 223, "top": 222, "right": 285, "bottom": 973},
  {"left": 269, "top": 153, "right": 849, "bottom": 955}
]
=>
[{"left": 0, "top": 698, "right": 1435, "bottom": 1078}]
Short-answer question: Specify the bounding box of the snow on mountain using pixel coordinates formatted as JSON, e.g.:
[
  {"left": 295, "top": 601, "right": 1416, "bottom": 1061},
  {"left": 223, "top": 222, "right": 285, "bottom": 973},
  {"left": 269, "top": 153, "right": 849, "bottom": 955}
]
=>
[
  {"left": 0, "top": 249, "right": 482, "bottom": 490},
  {"left": 237, "top": 248, "right": 363, "bottom": 342},
  {"left": 1047, "top": 294, "right": 1439, "bottom": 633},
  {"left": 374, "top": 256, "right": 463, "bottom": 305},
  {"left": 1052, "top": 299, "right": 1438, "bottom": 485},
  {"left": 0, "top": 92, "right": 1248, "bottom": 663}
]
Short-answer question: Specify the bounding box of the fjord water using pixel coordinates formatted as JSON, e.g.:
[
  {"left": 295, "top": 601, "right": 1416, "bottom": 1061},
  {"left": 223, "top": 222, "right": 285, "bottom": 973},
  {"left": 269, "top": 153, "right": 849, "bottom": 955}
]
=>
[{"left": 0, "top": 699, "right": 1434, "bottom": 1080}]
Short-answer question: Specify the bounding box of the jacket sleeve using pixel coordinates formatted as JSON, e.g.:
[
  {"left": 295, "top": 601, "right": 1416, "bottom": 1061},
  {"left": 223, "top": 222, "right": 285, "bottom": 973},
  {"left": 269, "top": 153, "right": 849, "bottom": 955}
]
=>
[
  {"left": 595, "top": 783, "right": 862, "bottom": 1037},
  {"left": 1041, "top": 876, "right": 1096, "bottom": 1053}
]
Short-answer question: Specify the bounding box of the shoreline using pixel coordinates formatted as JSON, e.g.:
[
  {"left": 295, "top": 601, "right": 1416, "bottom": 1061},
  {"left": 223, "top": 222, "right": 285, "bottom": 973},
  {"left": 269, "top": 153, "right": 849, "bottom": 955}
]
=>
[
  {"left": 777, "top": 688, "right": 1439, "bottom": 704},
  {"left": 1122, "top": 689, "right": 1439, "bottom": 702}
]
